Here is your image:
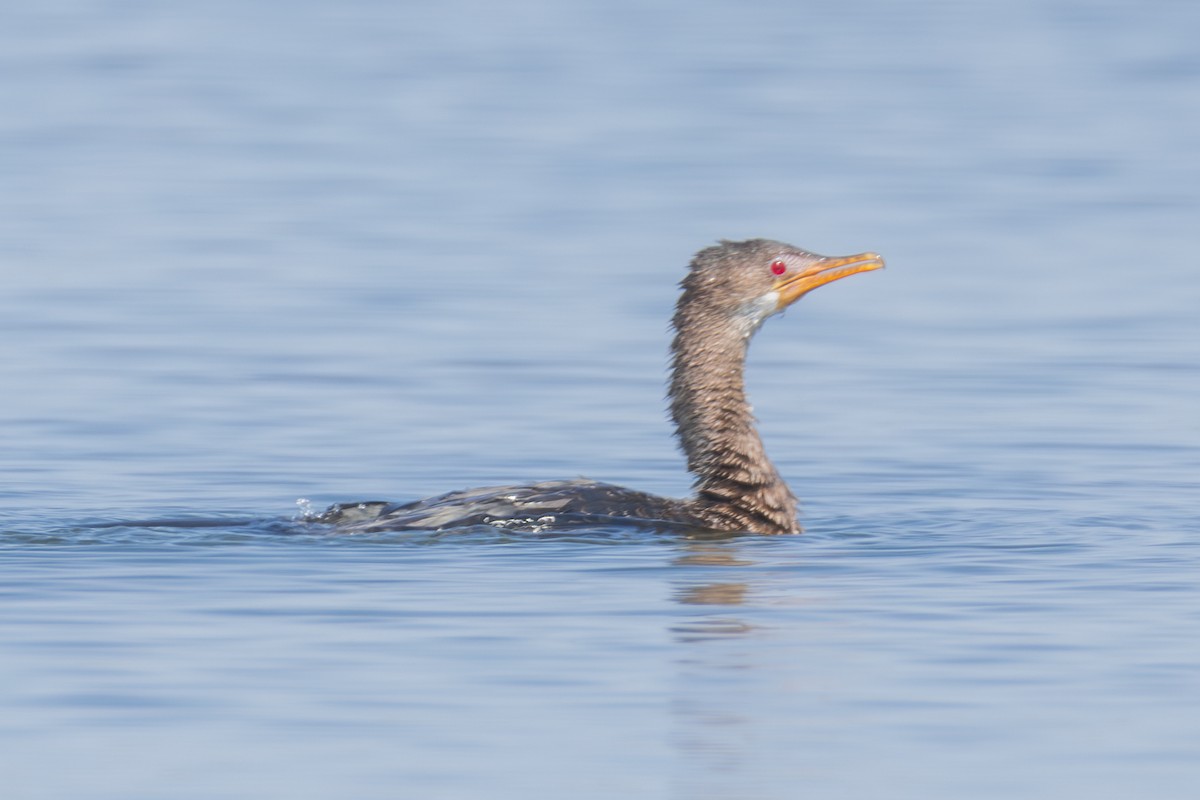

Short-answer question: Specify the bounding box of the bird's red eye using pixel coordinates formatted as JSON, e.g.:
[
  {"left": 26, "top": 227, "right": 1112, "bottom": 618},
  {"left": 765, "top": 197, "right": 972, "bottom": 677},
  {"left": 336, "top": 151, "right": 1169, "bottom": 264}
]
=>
[{"left": 770, "top": 260, "right": 787, "bottom": 276}]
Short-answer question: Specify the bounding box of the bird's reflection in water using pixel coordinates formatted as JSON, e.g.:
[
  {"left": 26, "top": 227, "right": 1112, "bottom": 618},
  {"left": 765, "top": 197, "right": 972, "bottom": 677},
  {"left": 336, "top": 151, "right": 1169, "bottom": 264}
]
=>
[
  {"left": 668, "top": 543, "right": 759, "bottom": 792},
  {"left": 671, "top": 541, "right": 755, "bottom": 613},
  {"left": 671, "top": 545, "right": 756, "bottom": 640},
  {"left": 675, "top": 582, "right": 750, "bottom": 607}
]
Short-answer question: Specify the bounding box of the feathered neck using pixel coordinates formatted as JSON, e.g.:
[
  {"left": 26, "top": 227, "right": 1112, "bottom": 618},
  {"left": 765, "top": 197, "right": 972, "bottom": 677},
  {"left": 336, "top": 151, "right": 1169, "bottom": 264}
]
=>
[{"left": 667, "top": 276, "right": 799, "bottom": 534}]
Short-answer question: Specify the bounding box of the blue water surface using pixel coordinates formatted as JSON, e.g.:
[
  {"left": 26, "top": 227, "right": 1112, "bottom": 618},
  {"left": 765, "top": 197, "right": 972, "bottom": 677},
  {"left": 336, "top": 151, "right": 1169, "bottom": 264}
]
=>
[{"left": 2, "top": 1, "right": 1199, "bottom": 798}]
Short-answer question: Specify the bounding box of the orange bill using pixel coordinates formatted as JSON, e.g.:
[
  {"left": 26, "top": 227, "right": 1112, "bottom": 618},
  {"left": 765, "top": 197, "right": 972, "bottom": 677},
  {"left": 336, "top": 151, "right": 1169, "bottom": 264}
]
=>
[{"left": 775, "top": 252, "right": 884, "bottom": 310}]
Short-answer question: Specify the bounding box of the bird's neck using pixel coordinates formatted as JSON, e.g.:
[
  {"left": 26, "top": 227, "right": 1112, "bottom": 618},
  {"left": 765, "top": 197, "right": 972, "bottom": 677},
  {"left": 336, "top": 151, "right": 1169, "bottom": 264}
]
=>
[{"left": 668, "top": 313, "right": 799, "bottom": 534}]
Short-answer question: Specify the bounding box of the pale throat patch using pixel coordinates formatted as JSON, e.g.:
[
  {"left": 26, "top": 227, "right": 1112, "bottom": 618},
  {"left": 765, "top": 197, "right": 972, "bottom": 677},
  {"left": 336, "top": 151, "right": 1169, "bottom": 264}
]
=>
[{"left": 734, "top": 290, "right": 782, "bottom": 337}]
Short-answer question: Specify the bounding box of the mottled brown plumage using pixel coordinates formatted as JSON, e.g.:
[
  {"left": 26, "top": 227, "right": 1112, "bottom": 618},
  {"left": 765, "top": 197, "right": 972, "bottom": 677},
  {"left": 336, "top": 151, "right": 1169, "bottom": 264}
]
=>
[
  {"left": 317, "top": 239, "right": 882, "bottom": 534},
  {"left": 668, "top": 239, "right": 880, "bottom": 533},
  {"left": 669, "top": 241, "right": 800, "bottom": 532}
]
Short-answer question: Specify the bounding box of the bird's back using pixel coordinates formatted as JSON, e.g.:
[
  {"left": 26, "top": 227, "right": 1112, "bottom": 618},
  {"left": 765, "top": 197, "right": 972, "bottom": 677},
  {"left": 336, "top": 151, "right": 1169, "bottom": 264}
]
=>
[{"left": 315, "top": 479, "right": 704, "bottom": 533}]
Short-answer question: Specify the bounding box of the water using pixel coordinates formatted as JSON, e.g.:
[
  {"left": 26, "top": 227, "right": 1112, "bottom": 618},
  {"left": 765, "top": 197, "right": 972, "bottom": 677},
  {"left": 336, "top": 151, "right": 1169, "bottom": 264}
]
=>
[{"left": 3, "top": 0, "right": 1200, "bottom": 797}]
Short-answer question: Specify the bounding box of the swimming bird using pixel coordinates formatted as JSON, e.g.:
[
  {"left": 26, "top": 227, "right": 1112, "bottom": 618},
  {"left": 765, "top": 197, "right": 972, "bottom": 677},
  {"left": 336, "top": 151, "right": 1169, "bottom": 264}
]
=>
[{"left": 317, "top": 239, "right": 882, "bottom": 534}]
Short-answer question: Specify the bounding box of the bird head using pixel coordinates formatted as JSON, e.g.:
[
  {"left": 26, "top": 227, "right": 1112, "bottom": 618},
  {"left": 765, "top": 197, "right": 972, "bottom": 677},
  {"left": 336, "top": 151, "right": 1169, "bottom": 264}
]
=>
[{"left": 679, "top": 239, "right": 884, "bottom": 338}]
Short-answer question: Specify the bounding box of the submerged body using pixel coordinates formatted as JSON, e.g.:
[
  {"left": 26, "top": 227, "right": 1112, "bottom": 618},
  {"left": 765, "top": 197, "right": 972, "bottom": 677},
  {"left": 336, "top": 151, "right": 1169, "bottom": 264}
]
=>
[
  {"left": 317, "top": 480, "right": 705, "bottom": 533},
  {"left": 319, "top": 239, "right": 882, "bottom": 534}
]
